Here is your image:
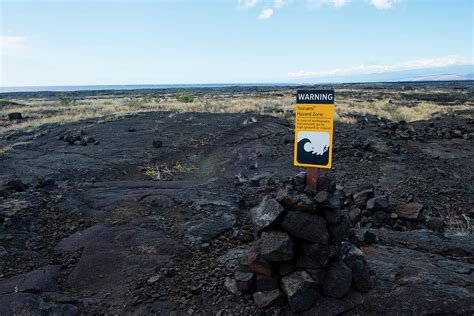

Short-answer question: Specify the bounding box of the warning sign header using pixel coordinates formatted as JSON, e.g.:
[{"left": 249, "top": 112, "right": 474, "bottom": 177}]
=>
[{"left": 296, "top": 90, "right": 334, "bottom": 104}]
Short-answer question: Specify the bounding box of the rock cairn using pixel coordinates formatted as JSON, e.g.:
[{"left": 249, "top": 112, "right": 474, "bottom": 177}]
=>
[
  {"left": 58, "top": 129, "right": 99, "bottom": 146},
  {"left": 229, "top": 172, "right": 373, "bottom": 312}
]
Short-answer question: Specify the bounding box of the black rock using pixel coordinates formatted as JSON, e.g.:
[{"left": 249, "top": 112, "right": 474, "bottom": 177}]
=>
[
  {"left": 363, "top": 230, "right": 377, "bottom": 244},
  {"left": 314, "top": 190, "right": 330, "bottom": 204},
  {"left": 353, "top": 184, "right": 375, "bottom": 207},
  {"left": 259, "top": 231, "right": 296, "bottom": 262},
  {"left": 373, "top": 211, "right": 390, "bottom": 224},
  {"left": 256, "top": 273, "right": 279, "bottom": 291},
  {"left": 233, "top": 230, "right": 254, "bottom": 243},
  {"left": 235, "top": 271, "right": 254, "bottom": 292},
  {"left": 291, "top": 171, "right": 306, "bottom": 186},
  {"left": 322, "top": 262, "right": 352, "bottom": 298},
  {"left": 344, "top": 255, "right": 371, "bottom": 292},
  {"left": 425, "top": 217, "right": 445, "bottom": 234},
  {"left": 324, "top": 190, "right": 344, "bottom": 210},
  {"left": 6, "top": 180, "right": 28, "bottom": 192},
  {"left": 276, "top": 186, "right": 317, "bottom": 213},
  {"left": 241, "top": 245, "right": 273, "bottom": 276},
  {"left": 322, "top": 209, "right": 344, "bottom": 224},
  {"left": 282, "top": 211, "right": 328, "bottom": 244},
  {"left": 281, "top": 271, "right": 318, "bottom": 312},
  {"left": 278, "top": 261, "right": 296, "bottom": 277},
  {"left": 366, "top": 195, "right": 389, "bottom": 211},
  {"left": 296, "top": 243, "right": 332, "bottom": 269},
  {"left": 328, "top": 216, "right": 351, "bottom": 245},
  {"left": 317, "top": 175, "right": 336, "bottom": 192},
  {"left": 253, "top": 289, "right": 286, "bottom": 308},
  {"left": 8, "top": 112, "right": 22, "bottom": 120},
  {"left": 250, "top": 196, "right": 286, "bottom": 232},
  {"left": 152, "top": 140, "right": 163, "bottom": 148}
]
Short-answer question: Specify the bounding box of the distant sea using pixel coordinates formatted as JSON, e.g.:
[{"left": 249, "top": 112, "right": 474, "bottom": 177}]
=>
[{"left": 0, "top": 83, "right": 297, "bottom": 93}]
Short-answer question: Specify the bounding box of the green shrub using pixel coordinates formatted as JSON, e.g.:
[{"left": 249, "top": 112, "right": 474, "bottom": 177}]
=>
[
  {"left": 176, "top": 93, "right": 194, "bottom": 103},
  {"left": 57, "top": 93, "right": 76, "bottom": 106}
]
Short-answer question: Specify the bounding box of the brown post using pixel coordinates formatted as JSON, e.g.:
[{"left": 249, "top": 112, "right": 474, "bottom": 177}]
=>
[{"left": 306, "top": 167, "right": 319, "bottom": 191}]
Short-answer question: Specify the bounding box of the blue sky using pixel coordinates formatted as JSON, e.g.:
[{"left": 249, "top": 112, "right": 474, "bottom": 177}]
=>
[{"left": 0, "top": 0, "right": 472, "bottom": 87}]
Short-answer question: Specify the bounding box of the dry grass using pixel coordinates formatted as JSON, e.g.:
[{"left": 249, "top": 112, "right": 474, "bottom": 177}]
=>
[
  {"left": 1, "top": 88, "right": 472, "bottom": 134},
  {"left": 143, "top": 161, "right": 198, "bottom": 181}
]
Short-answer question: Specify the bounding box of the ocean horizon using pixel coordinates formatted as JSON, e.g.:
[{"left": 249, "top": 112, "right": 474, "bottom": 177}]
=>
[{"left": 0, "top": 83, "right": 300, "bottom": 94}]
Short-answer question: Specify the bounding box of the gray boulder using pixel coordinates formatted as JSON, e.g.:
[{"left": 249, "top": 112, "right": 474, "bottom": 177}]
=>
[
  {"left": 250, "top": 196, "right": 286, "bottom": 232},
  {"left": 281, "top": 270, "right": 318, "bottom": 312},
  {"left": 296, "top": 243, "right": 332, "bottom": 269},
  {"left": 322, "top": 262, "right": 352, "bottom": 298},
  {"left": 282, "top": 211, "right": 328, "bottom": 244},
  {"left": 259, "top": 231, "right": 296, "bottom": 262},
  {"left": 366, "top": 195, "right": 389, "bottom": 211},
  {"left": 253, "top": 289, "right": 286, "bottom": 308}
]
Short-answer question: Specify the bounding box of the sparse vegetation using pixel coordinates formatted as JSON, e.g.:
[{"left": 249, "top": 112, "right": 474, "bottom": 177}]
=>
[
  {"left": 1, "top": 87, "right": 472, "bottom": 134},
  {"left": 176, "top": 93, "right": 194, "bottom": 103},
  {"left": 143, "top": 161, "right": 197, "bottom": 180},
  {"left": 57, "top": 93, "right": 77, "bottom": 106}
]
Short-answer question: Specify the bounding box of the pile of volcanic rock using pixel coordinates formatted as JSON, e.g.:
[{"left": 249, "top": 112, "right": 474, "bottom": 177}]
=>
[
  {"left": 227, "top": 174, "right": 373, "bottom": 312},
  {"left": 381, "top": 121, "right": 472, "bottom": 141},
  {"left": 58, "top": 129, "right": 99, "bottom": 146}
]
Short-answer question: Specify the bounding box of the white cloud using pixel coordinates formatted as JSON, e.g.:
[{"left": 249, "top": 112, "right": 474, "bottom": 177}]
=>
[
  {"left": 307, "top": 0, "right": 351, "bottom": 9},
  {"left": 369, "top": 0, "right": 399, "bottom": 10},
  {"left": 238, "top": 0, "right": 259, "bottom": 9},
  {"left": 258, "top": 8, "right": 274, "bottom": 20},
  {"left": 288, "top": 55, "right": 473, "bottom": 78},
  {"left": 274, "top": 0, "right": 285, "bottom": 9}
]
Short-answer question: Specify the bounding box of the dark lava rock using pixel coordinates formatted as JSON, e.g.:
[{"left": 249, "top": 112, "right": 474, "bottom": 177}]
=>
[
  {"left": 314, "top": 190, "right": 330, "bottom": 204},
  {"left": 256, "top": 273, "right": 279, "bottom": 291},
  {"left": 259, "top": 231, "right": 296, "bottom": 262},
  {"left": 328, "top": 216, "right": 351, "bottom": 245},
  {"left": 8, "top": 112, "right": 22, "bottom": 120},
  {"left": 279, "top": 261, "right": 296, "bottom": 276},
  {"left": 317, "top": 175, "right": 336, "bottom": 193},
  {"left": 5, "top": 179, "right": 28, "bottom": 192},
  {"left": 322, "top": 208, "right": 344, "bottom": 224},
  {"left": 324, "top": 191, "right": 344, "bottom": 210},
  {"left": 253, "top": 289, "right": 286, "bottom": 308},
  {"left": 425, "top": 217, "right": 445, "bottom": 233},
  {"left": 373, "top": 211, "right": 390, "bottom": 224},
  {"left": 395, "top": 202, "right": 424, "bottom": 220},
  {"left": 0, "top": 265, "right": 61, "bottom": 294},
  {"left": 282, "top": 211, "right": 328, "bottom": 244},
  {"left": 322, "top": 262, "right": 352, "bottom": 298},
  {"left": 233, "top": 229, "right": 254, "bottom": 243},
  {"left": 224, "top": 277, "right": 240, "bottom": 295},
  {"left": 276, "top": 186, "right": 317, "bottom": 213},
  {"left": 250, "top": 196, "right": 286, "bottom": 232},
  {"left": 364, "top": 230, "right": 378, "bottom": 244},
  {"left": 353, "top": 184, "right": 375, "bottom": 207},
  {"left": 344, "top": 256, "right": 371, "bottom": 292},
  {"left": 296, "top": 243, "right": 332, "bottom": 269},
  {"left": 152, "top": 140, "right": 163, "bottom": 148},
  {"left": 235, "top": 271, "right": 254, "bottom": 292},
  {"left": 366, "top": 195, "right": 389, "bottom": 211},
  {"left": 33, "top": 177, "right": 57, "bottom": 190},
  {"left": 291, "top": 171, "right": 306, "bottom": 187},
  {"left": 281, "top": 270, "right": 318, "bottom": 312},
  {"left": 241, "top": 246, "right": 273, "bottom": 276},
  {"left": 179, "top": 211, "right": 235, "bottom": 245}
]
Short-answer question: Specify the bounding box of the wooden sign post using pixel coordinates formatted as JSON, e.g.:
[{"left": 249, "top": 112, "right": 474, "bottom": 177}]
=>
[{"left": 294, "top": 90, "right": 335, "bottom": 189}]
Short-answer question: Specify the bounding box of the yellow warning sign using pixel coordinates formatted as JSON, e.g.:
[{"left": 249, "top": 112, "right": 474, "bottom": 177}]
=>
[{"left": 294, "top": 90, "right": 335, "bottom": 169}]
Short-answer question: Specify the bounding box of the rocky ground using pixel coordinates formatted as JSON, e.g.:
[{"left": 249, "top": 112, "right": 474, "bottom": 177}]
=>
[{"left": 0, "top": 87, "right": 473, "bottom": 315}]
